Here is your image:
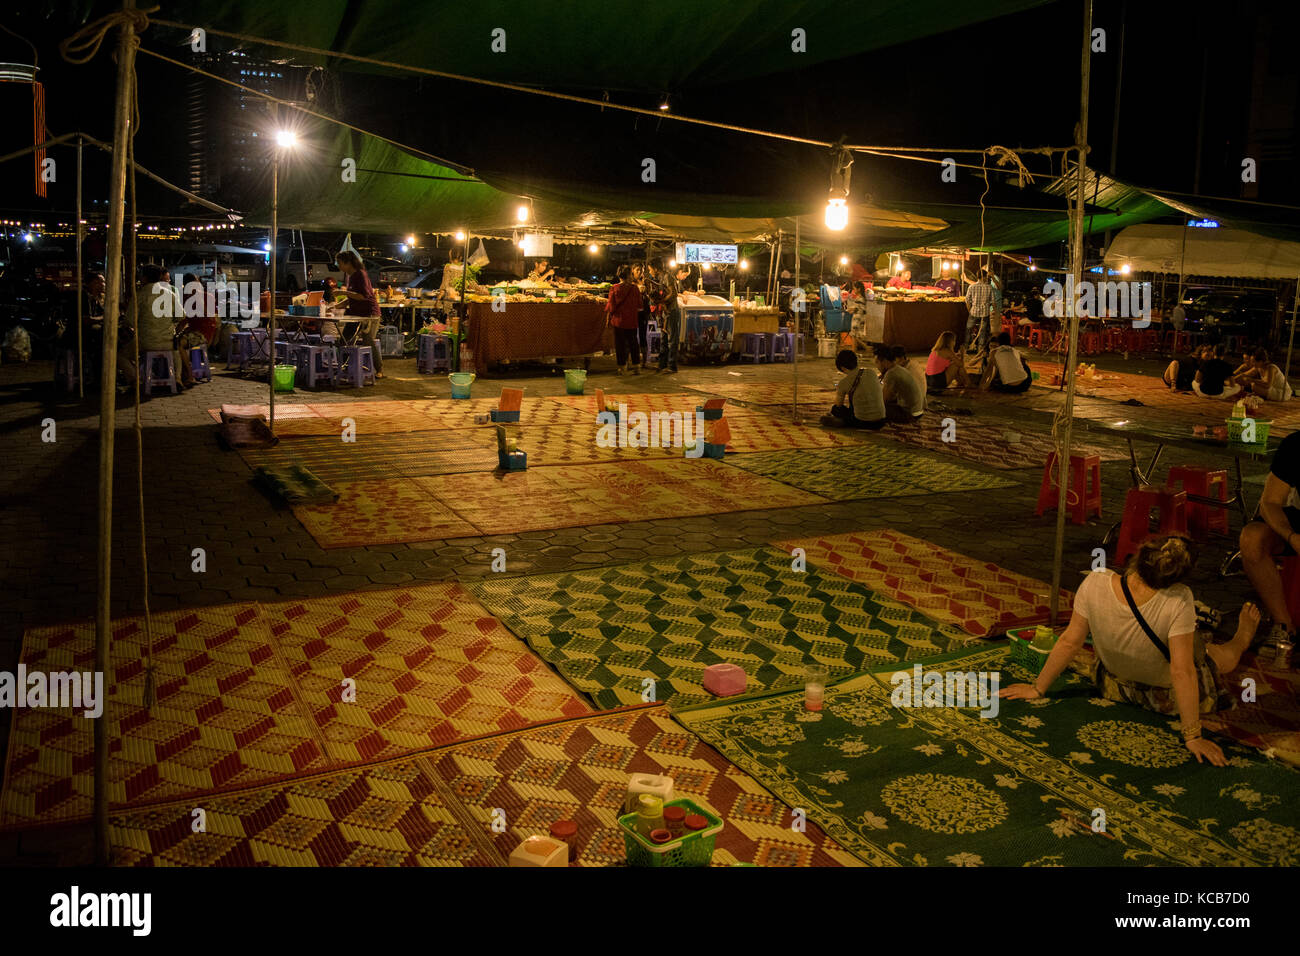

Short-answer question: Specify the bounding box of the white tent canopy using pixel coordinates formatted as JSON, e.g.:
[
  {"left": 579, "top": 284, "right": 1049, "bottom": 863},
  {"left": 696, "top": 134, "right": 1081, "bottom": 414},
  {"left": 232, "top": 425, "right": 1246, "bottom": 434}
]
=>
[{"left": 1105, "top": 224, "right": 1300, "bottom": 279}]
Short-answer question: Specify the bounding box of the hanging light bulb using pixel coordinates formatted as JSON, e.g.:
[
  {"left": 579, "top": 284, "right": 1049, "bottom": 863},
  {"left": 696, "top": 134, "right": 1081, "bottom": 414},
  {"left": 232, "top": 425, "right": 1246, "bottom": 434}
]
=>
[
  {"left": 838, "top": 255, "right": 848, "bottom": 266},
  {"left": 588, "top": 243, "right": 599, "bottom": 254},
  {"left": 659, "top": 93, "right": 671, "bottom": 111},
  {"left": 668, "top": 258, "right": 676, "bottom": 268},
  {"left": 740, "top": 259, "right": 749, "bottom": 269},
  {"left": 824, "top": 198, "right": 848, "bottom": 231},
  {"left": 1120, "top": 263, "right": 1131, "bottom": 275},
  {"left": 516, "top": 204, "right": 530, "bottom": 223},
  {"left": 406, "top": 235, "right": 416, "bottom": 246},
  {"left": 454, "top": 230, "right": 466, "bottom": 242},
  {"left": 824, "top": 145, "right": 853, "bottom": 232}
]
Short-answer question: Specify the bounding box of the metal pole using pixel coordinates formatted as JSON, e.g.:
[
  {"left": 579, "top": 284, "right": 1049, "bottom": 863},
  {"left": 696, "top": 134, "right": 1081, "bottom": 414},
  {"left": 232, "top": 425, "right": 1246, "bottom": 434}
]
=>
[
  {"left": 268, "top": 150, "right": 277, "bottom": 435},
  {"left": 1050, "top": 0, "right": 1093, "bottom": 627},
  {"left": 792, "top": 217, "right": 800, "bottom": 423},
  {"left": 95, "top": 0, "right": 139, "bottom": 868},
  {"left": 75, "top": 136, "right": 85, "bottom": 399},
  {"left": 1286, "top": 276, "right": 1298, "bottom": 379}
]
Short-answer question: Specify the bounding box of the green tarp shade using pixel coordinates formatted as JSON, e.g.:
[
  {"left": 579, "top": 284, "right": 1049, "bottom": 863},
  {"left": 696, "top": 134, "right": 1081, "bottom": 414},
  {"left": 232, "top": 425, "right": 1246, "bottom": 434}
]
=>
[
  {"left": 153, "top": 0, "right": 1053, "bottom": 92},
  {"left": 247, "top": 123, "right": 613, "bottom": 233}
]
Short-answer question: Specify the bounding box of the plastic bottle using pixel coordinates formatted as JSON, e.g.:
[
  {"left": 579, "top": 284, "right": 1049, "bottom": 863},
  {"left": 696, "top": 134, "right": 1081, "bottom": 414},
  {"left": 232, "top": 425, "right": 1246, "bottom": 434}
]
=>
[{"left": 635, "top": 794, "right": 666, "bottom": 837}]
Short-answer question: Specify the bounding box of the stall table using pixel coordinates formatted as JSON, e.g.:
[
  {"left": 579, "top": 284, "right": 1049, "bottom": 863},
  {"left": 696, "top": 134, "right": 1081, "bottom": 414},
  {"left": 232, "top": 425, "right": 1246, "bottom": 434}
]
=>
[
  {"left": 862, "top": 299, "right": 968, "bottom": 351},
  {"left": 464, "top": 300, "right": 610, "bottom": 373}
]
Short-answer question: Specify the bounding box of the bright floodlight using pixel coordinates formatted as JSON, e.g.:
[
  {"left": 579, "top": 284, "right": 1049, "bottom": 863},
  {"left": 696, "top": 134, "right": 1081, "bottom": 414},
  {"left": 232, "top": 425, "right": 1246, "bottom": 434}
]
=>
[
  {"left": 839, "top": 255, "right": 848, "bottom": 266},
  {"left": 516, "top": 205, "right": 530, "bottom": 223},
  {"left": 400, "top": 244, "right": 408, "bottom": 253},
  {"left": 824, "top": 197, "right": 848, "bottom": 231},
  {"left": 588, "top": 243, "right": 599, "bottom": 254},
  {"left": 454, "top": 230, "right": 466, "bottom": 242},
  {"left": 406, "top": 235, "right": 416, "bottom": 246},
  {"left": 1120, "top": 263, "right": 1131, "bottom": 275},
  {"left": 262, "top": 242, "right": 271, "bottom": 251},
  {"left": 668, "top": 259, "right": 676, "bottom": 268},
  {"left": 740, "top": 259, "right": 749, "bottom": 269},
  {"left": 275, "top": 129, "right": 297, "bottom": 148}
]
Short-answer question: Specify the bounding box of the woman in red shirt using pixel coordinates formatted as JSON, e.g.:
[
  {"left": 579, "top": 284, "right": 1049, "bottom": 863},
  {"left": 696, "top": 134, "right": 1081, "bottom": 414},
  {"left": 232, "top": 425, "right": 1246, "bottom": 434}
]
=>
[
  {"left": 606, "top": 264, "right": 643, "bottom": 375},
  {"left": 336, "top": 251, "right": 384, "bottom": 378}
]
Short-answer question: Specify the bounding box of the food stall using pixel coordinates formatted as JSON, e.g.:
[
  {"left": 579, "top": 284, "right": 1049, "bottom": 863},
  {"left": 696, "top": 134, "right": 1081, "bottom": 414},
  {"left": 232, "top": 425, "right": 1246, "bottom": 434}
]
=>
[
  {"left": 457, "top": 280, "right": 613, "bottom": 373},
  {"left": 730, "top": 299, "right": 781, "bottom": 345},
  {"left": 859, "top": 286, "right": 968, "bottom": 351},
  {"left": 679, "top": 293, "right": 734, "bottom": 362}
]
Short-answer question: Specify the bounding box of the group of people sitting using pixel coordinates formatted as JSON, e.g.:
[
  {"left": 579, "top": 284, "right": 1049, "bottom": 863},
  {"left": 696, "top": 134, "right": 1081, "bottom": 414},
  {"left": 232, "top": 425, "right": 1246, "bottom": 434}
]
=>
[
  {"left": 925, "top": 329, "right": 1034, "bottom": 395},
  {"left": 821, "top": 345, "right": 927, "bottom": 429},
  {"left": 1164, "top": 345, "right": 1294, "bottom": 402}
]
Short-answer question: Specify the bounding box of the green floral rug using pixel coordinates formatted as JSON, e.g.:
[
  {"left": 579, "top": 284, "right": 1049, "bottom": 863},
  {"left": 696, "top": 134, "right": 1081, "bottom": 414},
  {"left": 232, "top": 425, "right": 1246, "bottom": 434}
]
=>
[
  {"left": 720, "top": 444, "right": 1016, "bottom": 501},
  {"left": 472, "top": 548, "right": 980, "bottom": 710},
  {"left": 674, "top": 644, "right": 1300, "bottom": 866}
]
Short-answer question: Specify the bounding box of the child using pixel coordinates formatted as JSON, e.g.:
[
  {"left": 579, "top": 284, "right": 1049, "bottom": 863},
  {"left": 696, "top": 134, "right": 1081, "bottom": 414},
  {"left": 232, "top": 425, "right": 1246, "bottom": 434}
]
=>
[{"left": 821, "top": 349, "right": 886, "bottom": 429}]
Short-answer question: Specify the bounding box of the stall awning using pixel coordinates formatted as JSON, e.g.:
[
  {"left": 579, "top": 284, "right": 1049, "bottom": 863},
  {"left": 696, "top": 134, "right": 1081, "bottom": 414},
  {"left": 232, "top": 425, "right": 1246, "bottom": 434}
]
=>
[{"left": 1104, "top": 225, "right": 1300, "bottom": 280}]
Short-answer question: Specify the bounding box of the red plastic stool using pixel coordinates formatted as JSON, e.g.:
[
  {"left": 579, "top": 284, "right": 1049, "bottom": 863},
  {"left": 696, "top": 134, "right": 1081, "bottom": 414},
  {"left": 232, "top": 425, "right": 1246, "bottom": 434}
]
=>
[
  {"left": 1027, "top": 326, "right": 1050, "bottom": 350},
  {"left": 1115, "top": 486, "right": 1188, "bottom": 564},
  {"left": 1036, "top": 451, "right": 1102, "bottom": 525},
  {"left": 1080, "top": 331, "right": 1102, "bottom": 355},
  {"left": 1166, "top": 466, "right": 1229, "bottom": 539}
]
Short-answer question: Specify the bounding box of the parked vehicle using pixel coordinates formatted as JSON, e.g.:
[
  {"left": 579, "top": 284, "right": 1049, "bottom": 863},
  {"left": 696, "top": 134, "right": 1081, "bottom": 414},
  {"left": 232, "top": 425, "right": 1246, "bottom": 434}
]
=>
[
  {"left": 1186, "top": 290, "right": 1277, "bottom": 342},
  {"left": 278, "top": 240, "right": 343, "bottom": 293},
  {"left": 366, "top": 256, "right": 418, "bottom": 288}
]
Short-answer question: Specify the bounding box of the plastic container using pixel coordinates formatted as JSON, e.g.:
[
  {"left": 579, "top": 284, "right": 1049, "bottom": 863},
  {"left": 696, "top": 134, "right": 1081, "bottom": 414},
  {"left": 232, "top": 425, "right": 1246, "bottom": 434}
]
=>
[
  {"left": 490, "top": 409, "right": 521, "bottom": 422},
  {"left": 272, "top": 364, "right": 296, "bottom": 392},
  {"left": 697, "top": 405, "right": 725, "bottom": 421},
  {"left": 635, "top": 794, "right": 666, "bottom": 837},
  {"left": 663, "top": 805, "right": 687, "bottom": 837},
  {"left": 1224, "top": 417, "right": 1271, "bottom": 445},
  {"left": 703, "top": 442, "right": 726, "bottom": 459},
  {"left": 564, "top": 368, "right": 587, "bottom": 394},
  {"left": 1005, "top": 626, "right": 1069, "bottom": 691},
  {"left": 619, "top": 798, "right": 723, "bottom": 868},
  {"left": 498, "top": 450, "right": 527, "bottom": 471},
  {"left": 449, "top": 371, "right": 476, "bottom": 399}
]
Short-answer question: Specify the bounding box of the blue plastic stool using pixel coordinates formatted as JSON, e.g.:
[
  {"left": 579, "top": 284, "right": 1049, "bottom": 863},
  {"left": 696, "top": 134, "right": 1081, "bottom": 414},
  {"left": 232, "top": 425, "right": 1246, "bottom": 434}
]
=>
[{"left": 189, "top": 346, "right": 211, "bottom": 382}]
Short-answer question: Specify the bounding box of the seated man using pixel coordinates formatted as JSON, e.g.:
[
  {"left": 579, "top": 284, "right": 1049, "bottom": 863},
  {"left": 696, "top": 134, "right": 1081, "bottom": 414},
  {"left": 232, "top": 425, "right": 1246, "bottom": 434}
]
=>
[
  {"left": 980, "top": 332, "right": 1032, "bottom": 393},
  {"left": 877, "top": 345, "right": 925, "bottom": 422},
  {"left": 1239, "top": 430, "right": 1300, "bottom": 648},
  {"left": 134, "top": 264, "right": 194, "bottom": 390},
  {"left": 892, "top": 345, "right": 927, "bottom": 412},
  {"left": 821, "top": 349, "right": 886, "bottom": 429}
]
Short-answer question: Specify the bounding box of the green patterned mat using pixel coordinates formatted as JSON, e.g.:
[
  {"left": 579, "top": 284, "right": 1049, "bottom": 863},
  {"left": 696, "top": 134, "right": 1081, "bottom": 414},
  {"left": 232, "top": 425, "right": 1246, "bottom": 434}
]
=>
[
  {"left": 472, "top": 547, "right": 979, "bottom": 710},
  {"left": 720, "top": 444, "right": 1017, "bottom": 501},
  {"left": 674, "top": 644, "right": 1300, "bottom": 867}
]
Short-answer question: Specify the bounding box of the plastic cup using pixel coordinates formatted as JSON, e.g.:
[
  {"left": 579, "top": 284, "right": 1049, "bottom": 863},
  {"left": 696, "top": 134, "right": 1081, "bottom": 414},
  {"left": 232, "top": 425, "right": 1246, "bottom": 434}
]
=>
[{"left": 804, "top": 665, "right": 828, "bottom": 711}]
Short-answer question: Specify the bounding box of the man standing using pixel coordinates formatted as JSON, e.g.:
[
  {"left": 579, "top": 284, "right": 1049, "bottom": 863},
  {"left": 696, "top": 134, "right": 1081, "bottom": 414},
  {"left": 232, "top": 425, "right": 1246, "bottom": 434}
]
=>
[
  {"left": 965, "top": 270, "right": 994, "bottom": 355},
  {"left": 1239, "top": 431, "right": 1300, "bottom": 650},
  {"left": 647, "top": 258, "right": 681, "bottom": 375}
]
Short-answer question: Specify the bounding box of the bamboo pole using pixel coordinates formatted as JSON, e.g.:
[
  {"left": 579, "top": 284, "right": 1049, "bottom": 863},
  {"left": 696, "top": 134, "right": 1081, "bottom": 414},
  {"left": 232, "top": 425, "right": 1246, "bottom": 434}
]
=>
[
  {"left": 268, "top": 149, "right": 278, "bottom": 435},
  {"left": 792, "top": 217, "right": 800, "bottom": 422},
  {"left": 1050, "top": 0, "right": 1093, "bottom": 626},
  {"left": 76, "top": 135, "right": 84, "bottom": 399},
  {"left": 95, "top": 0, "right": 139, "bottom": 868}
]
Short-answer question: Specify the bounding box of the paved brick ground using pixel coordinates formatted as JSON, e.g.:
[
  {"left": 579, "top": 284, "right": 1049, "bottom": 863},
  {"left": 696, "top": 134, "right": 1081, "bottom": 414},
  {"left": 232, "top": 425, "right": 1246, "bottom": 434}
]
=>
[{"left": 0, "top": 346, "right": 1277, "bottom": 863}]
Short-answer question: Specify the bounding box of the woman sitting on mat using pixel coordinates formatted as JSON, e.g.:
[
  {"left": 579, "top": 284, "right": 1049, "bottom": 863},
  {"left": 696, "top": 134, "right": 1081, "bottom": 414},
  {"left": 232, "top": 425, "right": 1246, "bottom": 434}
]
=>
[
  {"left": 1237, "top": 348, "right": 1294, "bottom": 402},
  {"left": 1000, "top": 535, "right": 1261, "bottom": 767},
  {"left": 821, "top": 349, "right": 886, "bottom": 429},
  {"left": 1192, "top": 344, "right": 1241, "bottom": 400},
  {"left": 1162, "top": 345, "right": 1205, "bottom": 392},
  {"left": 924, "top": 330, "right": 971, "bottom": 393}
]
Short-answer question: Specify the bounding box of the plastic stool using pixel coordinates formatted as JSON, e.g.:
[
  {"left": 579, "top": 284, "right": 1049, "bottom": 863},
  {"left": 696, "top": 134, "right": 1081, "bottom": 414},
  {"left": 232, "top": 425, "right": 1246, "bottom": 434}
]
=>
[
  {"left": 1166, "top": 466, "right": 1229, "bottom": 539},
  {"left": 1035, "top": 451, "right": 1102, "bottom": 525},
  {"left": 140, "top": 350, "right": 178, "bottom": 394},
  {"left": 298, "top": 345, "right": 339, "bottom": 388},
  {"left": 1115, "top": 485, "right": 1188, "bottom": 564},
  {"left": 417, "top": 333, "right": 452, "bottom": 373},
  {"left": 740, "top": 333, "right": 768, "bottom": 363},
  {"left": 189, "top": 346, "right": 211, "bottom": 383},
  {"left": 770, "top": 332, "right": 792, "bottom": 363},
  {"left": 1027, "top": 326, "right": 1050, "bottom": 350},
  {"left": 336, "top": 346, "right": 376, "bottom": 387},
  {"left": 226, "top": 331, "right": 252, "bottom": 369},
  {"left": 1080, "top": 331, "right": 1102, "bottom": 355}
]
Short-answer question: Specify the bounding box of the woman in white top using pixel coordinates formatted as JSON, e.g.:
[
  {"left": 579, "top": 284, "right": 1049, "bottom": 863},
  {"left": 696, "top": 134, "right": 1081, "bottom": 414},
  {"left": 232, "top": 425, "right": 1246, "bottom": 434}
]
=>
[
  {"left": 1239, "top": 348, "right": 1294, "bottom": 402},
  {"left": 1001, "top": 535, "right": 1260, "bottom": 767}
]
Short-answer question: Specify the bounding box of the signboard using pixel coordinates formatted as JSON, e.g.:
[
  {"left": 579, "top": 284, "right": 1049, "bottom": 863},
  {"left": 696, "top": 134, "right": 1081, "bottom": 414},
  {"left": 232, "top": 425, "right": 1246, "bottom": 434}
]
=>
[
  {"left": 676, "top": 243, "right": 738, "bottom": 265},
  {"left": 521, "top": 233, "right": 554, "bottom": 257}
]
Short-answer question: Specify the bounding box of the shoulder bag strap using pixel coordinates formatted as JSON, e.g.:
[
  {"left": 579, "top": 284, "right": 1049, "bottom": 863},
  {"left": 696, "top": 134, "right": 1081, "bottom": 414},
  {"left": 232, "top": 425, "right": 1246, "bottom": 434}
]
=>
[{"left": 1119, "top": 574, "right": 1171, "bottom": 661}]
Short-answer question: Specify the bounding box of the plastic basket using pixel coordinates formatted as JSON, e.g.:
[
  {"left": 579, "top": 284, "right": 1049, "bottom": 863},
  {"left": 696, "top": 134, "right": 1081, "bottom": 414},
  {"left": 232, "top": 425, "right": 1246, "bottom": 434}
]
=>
[
  {"left": 378, "top": 326, "right": 404, "bottom": 358},
  {"left": 618, "top": 798, "right": 723, "bottom": 867},
  {"left": 1224, "top": 417, "right": 1271, "bottom": 445},
  {"left": 272, "top": 364, "right": 296, "bottom": 392},
  {"left": 1005, "top": 626, "right": 1068, "bottom": 691},
  {"left": 564, "top": 368, "right": 587, "bottom": 394}
]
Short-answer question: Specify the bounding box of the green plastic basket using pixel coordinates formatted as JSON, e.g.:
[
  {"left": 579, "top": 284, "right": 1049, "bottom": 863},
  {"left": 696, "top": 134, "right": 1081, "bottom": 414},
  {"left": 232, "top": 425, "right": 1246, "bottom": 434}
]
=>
[
  {"left": 1224, "top": 417, "right": 1271, "bottom": 445},
  {"left": 1005, "top": 626, "right": 1068, "bottom": 691},
  {"left": 618, "top": 798, "right": 723, "bottom": 867}
]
